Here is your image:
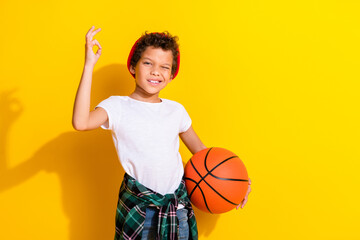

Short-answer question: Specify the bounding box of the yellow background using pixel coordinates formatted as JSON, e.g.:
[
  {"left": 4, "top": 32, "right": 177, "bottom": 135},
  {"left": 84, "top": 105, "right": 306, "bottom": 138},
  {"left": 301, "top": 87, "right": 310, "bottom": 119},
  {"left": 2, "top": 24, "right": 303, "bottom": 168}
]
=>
[{"left": 1, "top": 0, "right": 359, "bottom": 239}]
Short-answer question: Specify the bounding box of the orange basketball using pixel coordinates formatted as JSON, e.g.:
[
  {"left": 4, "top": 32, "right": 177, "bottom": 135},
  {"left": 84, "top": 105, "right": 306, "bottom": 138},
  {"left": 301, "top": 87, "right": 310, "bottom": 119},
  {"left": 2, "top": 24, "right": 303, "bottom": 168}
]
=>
[{"left": 184, "top": 147, "right": 249, "bottom": 214}]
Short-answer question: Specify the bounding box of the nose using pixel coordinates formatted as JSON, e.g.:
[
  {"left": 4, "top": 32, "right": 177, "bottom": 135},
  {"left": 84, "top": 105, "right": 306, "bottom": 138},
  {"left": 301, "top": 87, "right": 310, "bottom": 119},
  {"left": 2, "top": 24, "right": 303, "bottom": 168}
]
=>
[{"left": 150, "top": 65, "right": 160, "bottom": 76}]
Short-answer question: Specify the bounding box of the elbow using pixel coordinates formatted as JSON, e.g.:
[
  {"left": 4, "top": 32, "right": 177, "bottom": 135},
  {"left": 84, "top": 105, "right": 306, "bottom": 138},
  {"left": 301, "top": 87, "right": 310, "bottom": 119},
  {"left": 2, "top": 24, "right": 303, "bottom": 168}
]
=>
[{"left": 72, "top": 119, "right": 87, "bottom": 131}]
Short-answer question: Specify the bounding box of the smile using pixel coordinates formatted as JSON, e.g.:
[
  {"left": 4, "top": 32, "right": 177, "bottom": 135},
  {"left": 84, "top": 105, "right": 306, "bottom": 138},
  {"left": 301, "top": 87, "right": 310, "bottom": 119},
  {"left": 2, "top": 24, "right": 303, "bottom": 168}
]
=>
[{"left": 148, "top": 80, "right": 162, "bottom": 85}]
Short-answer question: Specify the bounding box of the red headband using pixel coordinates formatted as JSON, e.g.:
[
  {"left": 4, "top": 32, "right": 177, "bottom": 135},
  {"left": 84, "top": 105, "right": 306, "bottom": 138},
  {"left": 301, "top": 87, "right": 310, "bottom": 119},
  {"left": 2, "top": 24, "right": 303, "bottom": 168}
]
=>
[{"left": 127, "top": 33, "right": 180, "bottom": 79}]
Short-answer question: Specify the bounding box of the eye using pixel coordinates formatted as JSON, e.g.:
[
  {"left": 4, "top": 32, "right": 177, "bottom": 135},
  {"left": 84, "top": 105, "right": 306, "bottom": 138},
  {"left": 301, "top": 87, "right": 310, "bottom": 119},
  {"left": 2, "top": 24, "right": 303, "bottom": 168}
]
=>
[
  {"left": 143, "top": 61, "right": 151, "bottom": 65},
  {"left": 162, "top": 66, "right": 170, "bottom": 70}
]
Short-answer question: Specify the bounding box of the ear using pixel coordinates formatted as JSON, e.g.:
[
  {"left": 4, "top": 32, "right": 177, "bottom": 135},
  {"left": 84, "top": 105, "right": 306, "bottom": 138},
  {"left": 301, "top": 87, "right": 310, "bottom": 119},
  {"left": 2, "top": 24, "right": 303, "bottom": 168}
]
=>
[{"left": 130, "top": 65, "right": 136, "bottom": 75}]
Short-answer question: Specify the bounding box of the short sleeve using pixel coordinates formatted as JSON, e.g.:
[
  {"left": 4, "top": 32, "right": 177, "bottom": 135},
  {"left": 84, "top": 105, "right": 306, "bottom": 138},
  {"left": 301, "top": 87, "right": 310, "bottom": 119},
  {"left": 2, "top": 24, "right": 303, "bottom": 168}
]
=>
[
  {"left": 94, "top": 96, "right": 120, "bottom": 130},
  {"left": 179, "top": 105, "right": 192, "bottom": 133}
]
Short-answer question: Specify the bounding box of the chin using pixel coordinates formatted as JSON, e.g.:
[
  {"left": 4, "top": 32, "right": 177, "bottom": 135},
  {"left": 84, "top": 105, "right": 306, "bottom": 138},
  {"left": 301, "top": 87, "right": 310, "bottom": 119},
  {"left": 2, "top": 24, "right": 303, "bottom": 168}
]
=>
[{"left": 142, "top": 89, "right": 160, "bottom": 95}]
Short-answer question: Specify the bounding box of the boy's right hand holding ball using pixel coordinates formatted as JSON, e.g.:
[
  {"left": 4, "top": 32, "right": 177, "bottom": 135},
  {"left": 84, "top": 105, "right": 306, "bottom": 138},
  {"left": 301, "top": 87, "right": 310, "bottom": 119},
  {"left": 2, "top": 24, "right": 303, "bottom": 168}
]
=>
[{"left": 85, "top": 26, "right": 102, "bottom": 68}]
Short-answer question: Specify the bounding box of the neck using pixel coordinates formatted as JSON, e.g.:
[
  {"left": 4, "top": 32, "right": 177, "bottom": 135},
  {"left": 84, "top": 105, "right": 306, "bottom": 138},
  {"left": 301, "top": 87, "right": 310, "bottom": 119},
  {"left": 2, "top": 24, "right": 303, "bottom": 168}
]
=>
[{"left": 129, "top": 89, "right": 162, "bottom": 103}]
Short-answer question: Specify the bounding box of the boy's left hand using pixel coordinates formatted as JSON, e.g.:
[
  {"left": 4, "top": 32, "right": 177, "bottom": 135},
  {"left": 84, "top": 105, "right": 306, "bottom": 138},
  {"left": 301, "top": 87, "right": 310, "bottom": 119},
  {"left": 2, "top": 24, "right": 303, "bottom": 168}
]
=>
[{"left": 237, "top": 178, "right": 252, "bottom": 209}]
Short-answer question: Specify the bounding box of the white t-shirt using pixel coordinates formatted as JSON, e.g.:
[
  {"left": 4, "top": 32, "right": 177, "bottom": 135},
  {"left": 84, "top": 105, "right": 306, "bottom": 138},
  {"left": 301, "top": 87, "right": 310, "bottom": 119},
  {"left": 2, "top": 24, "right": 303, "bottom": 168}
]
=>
[{"left": 95, "top": 96, "right": 192, "bottom": 195}]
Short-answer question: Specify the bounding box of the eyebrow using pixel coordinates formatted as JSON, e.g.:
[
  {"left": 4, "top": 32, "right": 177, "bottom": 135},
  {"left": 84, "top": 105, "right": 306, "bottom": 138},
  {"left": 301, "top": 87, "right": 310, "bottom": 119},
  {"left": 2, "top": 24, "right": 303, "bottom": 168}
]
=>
[{"left": 143, "top": 57, "right": 171, "bottom": 66}]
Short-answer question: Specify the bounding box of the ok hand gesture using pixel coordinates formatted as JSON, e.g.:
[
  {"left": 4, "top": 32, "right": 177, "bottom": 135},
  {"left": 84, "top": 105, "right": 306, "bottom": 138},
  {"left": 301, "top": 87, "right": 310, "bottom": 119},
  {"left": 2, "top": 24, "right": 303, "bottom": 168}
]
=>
[{"left": 85, "top": 26, "right": 102, "bottom": 68}]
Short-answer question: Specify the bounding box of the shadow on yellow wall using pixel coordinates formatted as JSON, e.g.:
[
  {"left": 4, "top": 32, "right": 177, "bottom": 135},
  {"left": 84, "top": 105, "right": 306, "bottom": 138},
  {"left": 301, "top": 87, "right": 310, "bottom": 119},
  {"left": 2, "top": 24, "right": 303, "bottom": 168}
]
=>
[{"left": 0, "top": 64, "right": 221, "bottom": 239}]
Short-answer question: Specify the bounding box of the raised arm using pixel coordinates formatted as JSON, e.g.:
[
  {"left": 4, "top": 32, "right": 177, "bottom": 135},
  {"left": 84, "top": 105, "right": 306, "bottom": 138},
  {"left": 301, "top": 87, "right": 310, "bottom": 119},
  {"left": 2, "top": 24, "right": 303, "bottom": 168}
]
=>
[{"left": 72, "top": 26, "right": 108, "bottom": 131}]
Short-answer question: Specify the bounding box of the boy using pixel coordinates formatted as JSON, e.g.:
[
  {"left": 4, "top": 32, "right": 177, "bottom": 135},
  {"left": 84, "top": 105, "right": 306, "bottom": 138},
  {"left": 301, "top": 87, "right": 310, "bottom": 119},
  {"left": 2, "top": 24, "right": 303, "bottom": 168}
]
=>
[{"left": 72, "top": 26, "right": 251, "bottom": 240}]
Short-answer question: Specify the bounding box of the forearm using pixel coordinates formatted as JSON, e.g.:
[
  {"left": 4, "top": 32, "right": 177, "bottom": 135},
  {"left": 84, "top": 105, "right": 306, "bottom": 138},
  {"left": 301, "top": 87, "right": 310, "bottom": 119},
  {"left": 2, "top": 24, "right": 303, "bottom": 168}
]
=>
[
  {"left": 190, "top": 143, "right": 207, "bottom": 155},
  {"left": 72, "top": 64, "right": 94, "bottom": 130}
]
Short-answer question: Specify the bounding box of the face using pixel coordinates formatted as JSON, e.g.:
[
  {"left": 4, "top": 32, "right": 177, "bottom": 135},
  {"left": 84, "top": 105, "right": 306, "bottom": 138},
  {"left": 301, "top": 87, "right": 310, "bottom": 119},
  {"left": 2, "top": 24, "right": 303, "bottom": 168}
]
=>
[{"left": 130, "top": 46, "right": 173, "bottom": 97}]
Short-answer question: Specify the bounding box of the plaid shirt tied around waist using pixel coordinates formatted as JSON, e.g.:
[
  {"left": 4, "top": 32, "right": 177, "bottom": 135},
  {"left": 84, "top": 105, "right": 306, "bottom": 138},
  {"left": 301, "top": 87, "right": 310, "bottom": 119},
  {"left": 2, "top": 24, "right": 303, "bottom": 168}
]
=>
[{"left": 114, "top": 173, "right": 198, "bottom": 240}]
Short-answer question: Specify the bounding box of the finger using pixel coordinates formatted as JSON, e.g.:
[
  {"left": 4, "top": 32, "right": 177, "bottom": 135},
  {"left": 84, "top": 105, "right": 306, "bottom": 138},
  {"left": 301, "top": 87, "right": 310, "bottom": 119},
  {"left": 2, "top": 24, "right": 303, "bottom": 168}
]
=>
[
  {"left": 241, "top": 188, "right": 251, "bottom": 209},
  {"left": 249, "top": 178, "right": 251, "bottom": 185},
  {"left": 237, "top": 198, "right": 246, "bottom": 209},
  {"left": 86, "top": 26, "right": 95, "bottom": 39},
  {"left": 90, "top": 27, "right": 102, "bottom": 39},
  {"left": 95, "top": 48, "right": 102, "bottom": 57},
  {"left": 93, "top": 39, "right": 102, "bottom": 49},
  {"left": 92, "top": 39, "right": 102, "bottom": 57},
  {"left": 86, "top": 26, "right": 101, "bottom": 43},
  {"left": 241, "top": 197, "right": 248, "bottom": 208},
  {"left": 96, "top": 48, "right": 102, "bottom": 56}
]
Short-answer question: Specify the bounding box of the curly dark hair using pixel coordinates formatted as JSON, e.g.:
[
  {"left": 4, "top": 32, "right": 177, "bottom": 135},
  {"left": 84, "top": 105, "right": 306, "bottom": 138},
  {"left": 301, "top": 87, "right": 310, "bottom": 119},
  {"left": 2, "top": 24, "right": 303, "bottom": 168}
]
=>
[{"left": 129, "top": 31, "right": 179, "bottom": 76}]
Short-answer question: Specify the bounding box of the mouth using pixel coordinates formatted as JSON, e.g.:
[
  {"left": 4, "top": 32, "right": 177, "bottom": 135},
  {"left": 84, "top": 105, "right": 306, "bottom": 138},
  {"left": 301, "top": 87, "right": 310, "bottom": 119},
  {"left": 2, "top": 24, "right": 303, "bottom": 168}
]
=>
[{"left": 147, "top": 79, "right": 162, "bottom": 85}]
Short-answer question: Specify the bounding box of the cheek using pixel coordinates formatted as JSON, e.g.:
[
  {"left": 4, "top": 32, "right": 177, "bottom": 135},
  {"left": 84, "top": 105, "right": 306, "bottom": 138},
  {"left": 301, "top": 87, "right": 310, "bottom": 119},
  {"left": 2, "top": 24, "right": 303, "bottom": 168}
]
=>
[
  {"left": 162, "top": 69, "right": 172, "bottom": 78},
  {"left": 137, "top": 67, "right": 147, "bottom": 76}
]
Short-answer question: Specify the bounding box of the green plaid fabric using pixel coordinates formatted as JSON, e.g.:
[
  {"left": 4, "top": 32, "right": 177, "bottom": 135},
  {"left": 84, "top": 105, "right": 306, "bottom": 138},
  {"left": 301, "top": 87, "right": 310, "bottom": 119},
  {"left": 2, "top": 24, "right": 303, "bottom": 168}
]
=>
[{"left": 114, "top": 173, "right": 198, "bottom": 240}]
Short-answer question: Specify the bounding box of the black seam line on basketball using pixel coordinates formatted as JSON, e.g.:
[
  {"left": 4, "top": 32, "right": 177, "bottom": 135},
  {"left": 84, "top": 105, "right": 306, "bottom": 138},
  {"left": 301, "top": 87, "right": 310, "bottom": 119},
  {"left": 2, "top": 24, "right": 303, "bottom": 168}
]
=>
[
  {"left": 186, "top": 148, "right": 213, "bottom": 199},
  {"left": 188, "top": 148, "right": 229, "bottom": 199},
  {"left": 188, "top": 147, "right": 213, "bottom": 197},
  {"left": 184, "top": 177, "right": 197, "bottom": 183},
  {"left": 187, "top": 158, "right": 201, "bottom": 199},
  {"left": 200, "top": 175, "right": 239, "bottom": 205},
  {"left": 211, "top": 176, "right": 248, "bottom": 182},
  {"left": 188, "top": 151, "right": 238, "bottom": 206},
  {"left": 184, "top": 177, "right": 213, "bottom": 213},
  {"left": 184, "top": 176, "right": 198, "bottom": 204},
  {"left": 202, "top": 149, "right": 240, "bottom": 205},
  {"left": 205, "top": 156, "right": 249, "bottom": 182}
]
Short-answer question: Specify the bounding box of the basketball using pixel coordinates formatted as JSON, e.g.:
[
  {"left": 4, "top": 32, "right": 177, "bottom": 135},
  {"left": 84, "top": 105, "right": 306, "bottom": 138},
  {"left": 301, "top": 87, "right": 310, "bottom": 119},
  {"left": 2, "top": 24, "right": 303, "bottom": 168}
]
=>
[{"left": 184, "top": 147, "right": 249, "bottom": 214}]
